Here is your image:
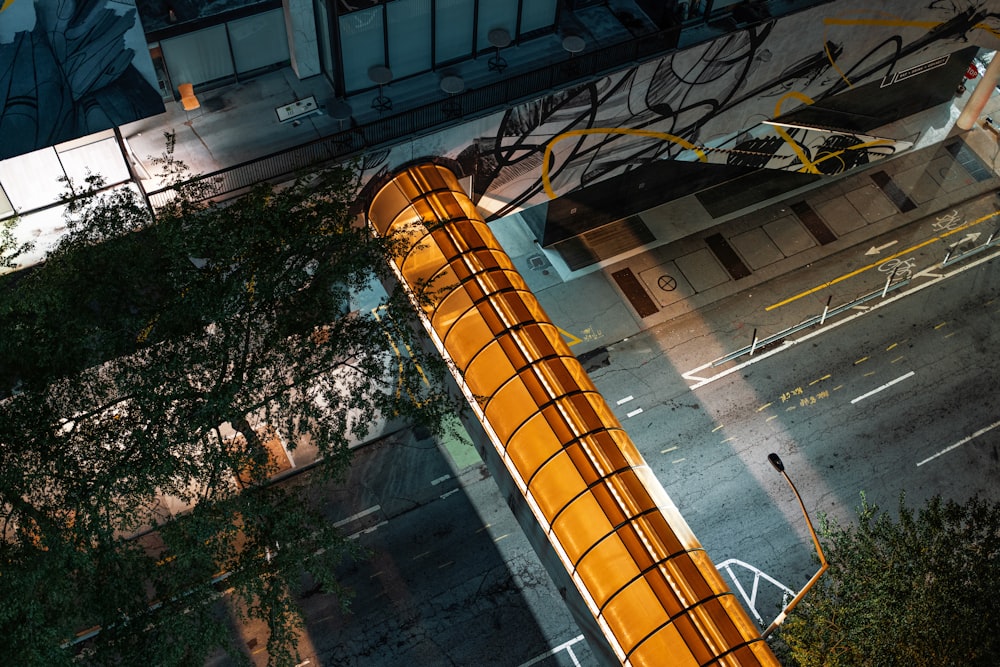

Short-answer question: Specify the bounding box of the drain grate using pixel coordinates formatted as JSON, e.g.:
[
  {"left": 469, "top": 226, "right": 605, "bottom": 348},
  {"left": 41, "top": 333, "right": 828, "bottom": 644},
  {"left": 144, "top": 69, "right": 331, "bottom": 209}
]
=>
[
  {"left": 790, "top": 201, "right": 838, "bottom": 245},
  {"left": 945, "top": 139, "right": 994, "bottom": 182},
  {"left": 611, "top": 268, "right": 659, "bottom": 318},
  {"left": 705, "top": 233, "right": 752, "bottom": 280}
]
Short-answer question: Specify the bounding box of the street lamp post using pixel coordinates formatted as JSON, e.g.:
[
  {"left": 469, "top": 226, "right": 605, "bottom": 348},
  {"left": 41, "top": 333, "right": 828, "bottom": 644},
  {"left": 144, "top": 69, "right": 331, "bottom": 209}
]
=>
[{"left": 762, "top": 452, "right": 829, "bottom": 639}]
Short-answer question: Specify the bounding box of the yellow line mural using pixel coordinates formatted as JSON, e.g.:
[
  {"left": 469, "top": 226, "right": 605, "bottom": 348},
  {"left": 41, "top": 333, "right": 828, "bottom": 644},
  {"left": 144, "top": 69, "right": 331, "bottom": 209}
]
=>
[{"left": 542, "top": 128, "right": 707, "bottom": 199}]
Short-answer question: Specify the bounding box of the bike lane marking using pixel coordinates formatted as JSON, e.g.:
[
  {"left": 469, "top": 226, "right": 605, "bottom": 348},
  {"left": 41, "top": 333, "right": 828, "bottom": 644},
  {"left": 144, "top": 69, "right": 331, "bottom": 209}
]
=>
[{"left": 765, "top": 209, "right": 1000, "bottom": 312}]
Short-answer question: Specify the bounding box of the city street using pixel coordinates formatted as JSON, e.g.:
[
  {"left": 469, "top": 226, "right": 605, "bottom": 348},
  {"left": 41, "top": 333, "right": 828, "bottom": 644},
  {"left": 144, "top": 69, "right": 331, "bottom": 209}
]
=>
[
  {"left": 213, "top": 194, "right": 1000, "bottom": 666},
  {"left": 592, "top": 220, "right": 1000, "bottom": 623}
]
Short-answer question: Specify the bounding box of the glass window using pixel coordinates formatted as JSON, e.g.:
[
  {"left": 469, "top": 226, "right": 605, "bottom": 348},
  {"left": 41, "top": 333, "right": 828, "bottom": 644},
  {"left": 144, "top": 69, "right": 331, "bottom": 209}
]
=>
[
  {"left": 339, "top": 7, "right": 385, "bottom": 93},
  {"left": 314, "top": 0, "right": 335, "bottom": 79},
  {"left": 434, "top": 0, "right": 474, "bottom": 63},
  {"left": 161, "top": 25, "right": 235, "bottom": 89},
  {"left": 476, "top": 0, "right": 517, "bottom": 54},
  {"left": 387, "top": 0, "right": 431, "bottom": 79},
  {"left": 520, "top": 0, "right": 557, "bottom": 34},
  {"left": 228, "top": 9, "right": 289, "bottom": 75}
]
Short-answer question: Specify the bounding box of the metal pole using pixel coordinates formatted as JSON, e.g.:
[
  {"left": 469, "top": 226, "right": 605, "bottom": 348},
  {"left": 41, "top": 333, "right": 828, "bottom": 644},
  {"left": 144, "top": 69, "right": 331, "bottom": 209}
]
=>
[
  {"left": 762, "top": 453, "right": 829, "bottom": 639},
  {"left": 819, "top": 294, "right": 832, "bottom": 325},
  {"left": 881, "top": 265, "right": 897, "bottom": 298},
  {"left": 957, "top": 53, "right": 1000, "bottom": 130},
  {"left": 749, "top": 328, "right": 758, "bottom": 356}
]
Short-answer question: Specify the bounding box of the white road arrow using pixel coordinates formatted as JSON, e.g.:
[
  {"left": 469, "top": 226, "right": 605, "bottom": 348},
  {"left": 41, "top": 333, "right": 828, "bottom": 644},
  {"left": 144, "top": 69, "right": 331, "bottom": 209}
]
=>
[
  {"left": 949, "top": 232, "right": 981, "bottom": 247},
  {"left": 865, "top": 240, "right": 898, "bottom": 256}
]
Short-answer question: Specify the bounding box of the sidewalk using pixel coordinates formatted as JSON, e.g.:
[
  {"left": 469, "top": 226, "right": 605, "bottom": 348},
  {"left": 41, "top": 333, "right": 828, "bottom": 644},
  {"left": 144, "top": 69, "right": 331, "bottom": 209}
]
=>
[{"left": 507, "top": 88, "right": 1000, "bottom": 373}]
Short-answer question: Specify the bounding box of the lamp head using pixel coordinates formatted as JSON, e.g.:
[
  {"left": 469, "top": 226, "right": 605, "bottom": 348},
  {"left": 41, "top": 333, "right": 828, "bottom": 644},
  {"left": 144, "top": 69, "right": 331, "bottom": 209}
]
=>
[{"left": 767, "top": 453, "right": 785, "bottom": 473}]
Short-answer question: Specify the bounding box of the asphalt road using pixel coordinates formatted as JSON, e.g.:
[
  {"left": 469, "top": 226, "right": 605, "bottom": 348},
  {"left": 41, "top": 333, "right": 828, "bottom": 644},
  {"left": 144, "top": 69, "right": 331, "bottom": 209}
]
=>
[
  {"left": 591, "top": 248, "right": 1000, "bottom": 625},
  {"left": 213, "top": 207, "right": 1000, "bottom": 666}
]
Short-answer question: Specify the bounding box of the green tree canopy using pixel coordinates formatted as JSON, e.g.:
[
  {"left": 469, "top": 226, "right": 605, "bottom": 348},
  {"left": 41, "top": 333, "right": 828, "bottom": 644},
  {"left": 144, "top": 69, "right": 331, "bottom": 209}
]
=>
[
  {"left": 0, "top": 160, "right": 454, "bottom": 666},
  {"left": 778, "top": 494, "right": 1000, "bottom": 667}
]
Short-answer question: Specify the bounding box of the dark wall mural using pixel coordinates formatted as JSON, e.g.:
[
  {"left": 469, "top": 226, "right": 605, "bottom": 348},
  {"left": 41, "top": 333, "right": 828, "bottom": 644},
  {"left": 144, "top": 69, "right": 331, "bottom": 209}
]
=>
[
  {"left": 0, "top": 0, "right": 164, "bottom": 161},
  {"left": 359, "top": 0, "right": 999, "bottom": 231}
]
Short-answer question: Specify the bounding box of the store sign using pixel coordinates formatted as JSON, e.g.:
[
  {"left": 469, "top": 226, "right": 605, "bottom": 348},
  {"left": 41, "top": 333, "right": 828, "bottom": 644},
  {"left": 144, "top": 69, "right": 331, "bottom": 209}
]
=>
[{"left": 880, "top": 55, "right": 950, "bottom": 87}]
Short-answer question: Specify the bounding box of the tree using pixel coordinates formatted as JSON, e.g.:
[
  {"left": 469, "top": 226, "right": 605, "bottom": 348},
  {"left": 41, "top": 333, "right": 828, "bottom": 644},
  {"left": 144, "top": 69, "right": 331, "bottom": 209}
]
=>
[
  {"left": 0, "top": 159, "right": 454, "bottom": 666},
  {"left": 777, "top": 494, "right": 1000, "bottom": 667}
]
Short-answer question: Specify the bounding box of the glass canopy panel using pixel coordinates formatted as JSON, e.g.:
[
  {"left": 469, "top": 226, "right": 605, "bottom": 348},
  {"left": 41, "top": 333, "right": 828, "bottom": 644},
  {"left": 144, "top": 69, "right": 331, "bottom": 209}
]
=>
[
  {"left": 626, "top": 623, "right": 702, "bottom": 667},
  {"left": 600, "top": 578, "right": 674, "bottom": 660},
  {"left": 400, "top": 246, "right": 453, "bottom": 297},
  {"left": 549, "top": 491, "right": 615, "bottom": 564},
  {"left": 421, "top": 265, "right": 463, "bottom": 313},
  {"left": 368, "top": 182, "right": 410, "bottom": 234},
  {"left": 574, "top": 533, "right": 640, "bottom": 609},
  {"left": 576, "top": 431, "right": 634, "bottom": 479},
  {"left": 444, "top": 310, "right": 500, "bottom": 373},
  {"left": 432, "top": 287, "right": 476, "bottom": 341},
  {"left": 483, "top": 377, "right": 542, "bottom": 442},
  {"left": 504, "top": 413, "right": 565, "bottom": 474},
  {"left": 527, "top": 449, "right": 588, "bottom": 523},
  {"left": 464, "top": 340, "right": 518, "bottom": 400}
]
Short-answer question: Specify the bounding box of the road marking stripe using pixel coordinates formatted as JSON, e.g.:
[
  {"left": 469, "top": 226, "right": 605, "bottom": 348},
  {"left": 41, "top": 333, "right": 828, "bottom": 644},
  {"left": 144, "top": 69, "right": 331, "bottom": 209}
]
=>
[
  {"left": 890, "top": 355, "right": 904, "bottom": 363},
  {"left": 886, "top": 342, "right": 898, "bottom": 351},
  {"left": 440, "top": 489, "right": 459, "bottom": 500},
  {"left": 934, "top": 321, "right": 948, "bottom": 329},
  {"left": 661, "top": 445, "right": 678, "bottom": 454},
  {"left": 673, "top": 458, "right": 686, "bottom": 464},
  {"left": 626, "top": 407, "right": 644, "bottom": 418},
  {"left": 712, "top": 424, "right": 725, "bottom": 432},
  {"left": 917, "top": 419, "right": 1000, "bottom": 466},
  {"left": 854, "top": 356, "right": 869, "bottom": 365},
  {"left": 766, "top": 415, "right": 778, "bottom": 422},
  {"left": 334, "top": 504, "right": 381, "bottom": 528},
  {"left": 616, "top": 395, "right": 634, "bottom": 405},
  {"left": 850, "top": 371, "right": 915, "bottom": 404},
  {"left": 494, "top": 534, "right": 510, "bottom": 542},
  {"left": 757, "top": 402, "right": 772, "bottom": 412},
  {"left": 431, "top": 474, "right": 451, "bottom": 485}
]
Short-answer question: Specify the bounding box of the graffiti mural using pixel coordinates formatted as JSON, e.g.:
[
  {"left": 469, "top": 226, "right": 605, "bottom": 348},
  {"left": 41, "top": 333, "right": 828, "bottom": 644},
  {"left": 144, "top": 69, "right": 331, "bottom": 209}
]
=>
[
  {"left": 0, "top": 0, "right": 164, "bottom": 160},
  {"left": 358, "top": 0, "right": 998, "bottom": 226}
]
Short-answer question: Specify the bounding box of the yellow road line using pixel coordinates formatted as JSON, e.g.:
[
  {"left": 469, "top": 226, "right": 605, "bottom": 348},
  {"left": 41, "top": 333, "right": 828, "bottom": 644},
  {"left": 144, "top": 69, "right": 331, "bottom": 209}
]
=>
[
  {"left": 766, "top": 209, "right": 1000, "bottom": 311},
  {"left": 934, "top": 322, "right": 948, "bottom": 330},
  {"left": 711, "top": 424, "right": 725, "bottom": 432},
  {"left": 854, "top": 356, "right": 869, "bottom": 365},
  {"left": 757, "top": 402, "right": 773, "bottom": 412}
]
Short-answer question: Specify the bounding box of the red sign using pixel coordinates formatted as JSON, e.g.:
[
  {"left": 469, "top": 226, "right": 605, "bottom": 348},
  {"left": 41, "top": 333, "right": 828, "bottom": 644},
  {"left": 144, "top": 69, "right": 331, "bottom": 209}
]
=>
[{"left": 966, "top": 63, "right": 979, "bottom": 80}]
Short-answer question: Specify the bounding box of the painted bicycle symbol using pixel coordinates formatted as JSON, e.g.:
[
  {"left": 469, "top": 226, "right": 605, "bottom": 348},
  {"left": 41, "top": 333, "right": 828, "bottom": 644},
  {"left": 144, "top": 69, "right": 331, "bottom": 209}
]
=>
[
  {"left": 878, "top": 256, "right": 917, "bottom": 281},
  {"left": 932, "top": 210, "right": 963, "bottom": 232}
]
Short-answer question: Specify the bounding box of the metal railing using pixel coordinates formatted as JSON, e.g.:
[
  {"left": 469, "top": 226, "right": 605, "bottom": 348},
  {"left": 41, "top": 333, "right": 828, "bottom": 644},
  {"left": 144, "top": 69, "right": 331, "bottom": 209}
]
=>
[{"left": 145, "top": 0, "right": 833, "bottom": 209}]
